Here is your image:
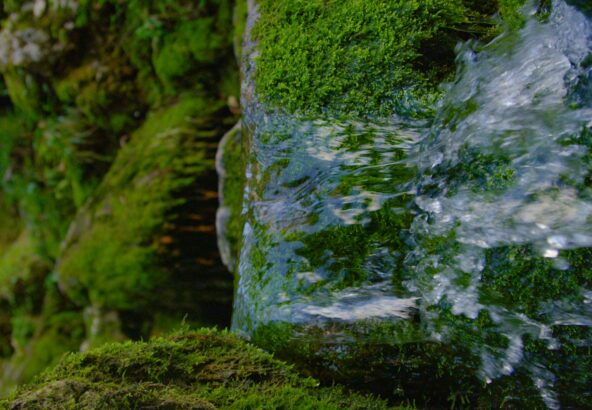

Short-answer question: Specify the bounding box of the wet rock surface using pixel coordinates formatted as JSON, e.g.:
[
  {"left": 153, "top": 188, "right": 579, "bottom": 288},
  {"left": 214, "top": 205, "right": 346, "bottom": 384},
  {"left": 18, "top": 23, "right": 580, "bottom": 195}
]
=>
[{"left": 230, "top": 0, "right": 592, "bottom": 408}]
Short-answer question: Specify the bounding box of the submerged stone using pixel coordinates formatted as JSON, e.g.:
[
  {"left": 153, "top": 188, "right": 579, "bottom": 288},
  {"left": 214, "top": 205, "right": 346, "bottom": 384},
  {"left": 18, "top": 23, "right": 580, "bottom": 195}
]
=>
[{"left": 230, "top": 0, "right": 592, "bottom": 408}]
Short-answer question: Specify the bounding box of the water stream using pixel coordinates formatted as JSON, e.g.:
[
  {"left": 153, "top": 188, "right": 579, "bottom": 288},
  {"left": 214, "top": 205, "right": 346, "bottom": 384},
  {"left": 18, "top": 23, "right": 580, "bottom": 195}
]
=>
[{"left": 232, "top": 1, "right": 592, "bottom": 407}]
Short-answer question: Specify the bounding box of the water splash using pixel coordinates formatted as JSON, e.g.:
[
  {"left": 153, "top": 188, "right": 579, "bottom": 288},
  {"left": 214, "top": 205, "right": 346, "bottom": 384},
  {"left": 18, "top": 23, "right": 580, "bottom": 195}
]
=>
[
  {"left": 407, "top": 2, "right": 592, "bottom": 407},
  {"left": 233, "top": 1, "right": 592, "bottom": 407}
]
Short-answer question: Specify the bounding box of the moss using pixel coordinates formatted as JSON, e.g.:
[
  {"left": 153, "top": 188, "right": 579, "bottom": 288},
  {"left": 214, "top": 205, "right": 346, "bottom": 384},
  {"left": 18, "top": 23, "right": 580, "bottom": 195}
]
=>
[
  {"left": 123, "top": 0, "right": 236, "bottom": 98},
  {"left": 57, "top": 96, "right": 215, "bottom": 310},
  {"left": 293, "top": 203, "right": 414, "bottom": 293},
  {"left": 1, "top": 328, "right": 397, "bottom": 410},
  {"left": 498, "top": 0, "right": 529, "bottom": 28},
  {"left": 233, "top": 0, "right": 248, "bottom": 60},
  {"left": 0, "top": 232, "right": 49, "bottom": 308},
  {"left": 2, "top": 71, "right": 42, "bottom": 122},
  {"left": 251, "top": 320, "right": 554, "bottom": 409},
  {"left": 10, "top": 310, "right": 85, "bottom": 385},
  {"left": 566, "top": 0, "right": 592, "bottom": 17},
  {"left": 0, "top": 0, "right": 241, "bottom": 393},
  {"left": 57, "top": 95, "right": 235, "bottom": 333},
  {"left": 0, "top": 195, "right": 21, "bottom": 255},
  {"left": 482, "top": 246, "right": 592, "bottom": 317},
  {"left": 0, "top": 284, "right": 85, "bottom": 397},
  {"left": 253, "top": 0, "right": 527, "bottom": 118},
  {"left": 152, "top": 17, "right": 230, "bottom": 94},
  {"left": 53, "top": 54, "right": 141, "bottom": 134}
]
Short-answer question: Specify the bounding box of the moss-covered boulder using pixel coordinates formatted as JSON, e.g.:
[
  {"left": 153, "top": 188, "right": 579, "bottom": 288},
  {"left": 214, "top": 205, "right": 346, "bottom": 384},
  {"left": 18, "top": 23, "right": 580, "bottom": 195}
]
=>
[
  {"left": 57, "top": 95, "right": 235, "bottom": 342},
  {"left": 0, "top": 328, "right": 397, "bottom": 410},
  {"left": 250, "top": 0, "right": 528, "bottom": 119},
  {"left": 0, "top": 0, "right": 240, "bottom": 392},
  {"left": 229, "top": 0, "right": 592, "bottom": 408}
]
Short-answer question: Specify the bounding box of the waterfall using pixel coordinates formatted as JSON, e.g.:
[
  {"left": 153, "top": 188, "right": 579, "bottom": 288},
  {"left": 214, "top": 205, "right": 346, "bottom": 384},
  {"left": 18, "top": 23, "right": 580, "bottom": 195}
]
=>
[{"left": 233, "top": 1, "right": 592, "bottom": 407}]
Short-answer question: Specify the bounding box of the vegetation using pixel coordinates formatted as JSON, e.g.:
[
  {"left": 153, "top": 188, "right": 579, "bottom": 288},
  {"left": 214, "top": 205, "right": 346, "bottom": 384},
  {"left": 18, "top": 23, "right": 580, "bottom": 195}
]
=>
[
  {"left": 0, "top": 0, "right": 239, "bottom": 392},
  {"left": 231, "top": 0, "right": 592, "bottom": 408},
  {"left": 0, "top": 0, "right": 589, "bottom": 408},
  {"left": 253, "top": 0, "right": 528, "bottom": 118},
  {"left": 1, "top": 328, "right": 398, "bottom": 410}
]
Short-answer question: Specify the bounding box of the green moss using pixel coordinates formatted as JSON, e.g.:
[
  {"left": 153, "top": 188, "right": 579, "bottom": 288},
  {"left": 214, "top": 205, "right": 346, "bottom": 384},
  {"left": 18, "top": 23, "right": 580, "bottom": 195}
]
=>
[
  {"left": 253, "top": 0, "right": 526, "bottom": 118},
  {"left": 0, "top": 0, "right": 241, "bottom": 394},
  {"left": 566, "top": 0, "right": 592, "bottom": 17},
  {"left": 0, "top": 283, "right": 85, "bottom": 397},
  {"left": 121, "top": 0, "right": 236, "bottom": 98},
  {"left": 10, "top": 311, "right": 85, "bottom": 384},
  {"left": 233, "top": 0, "right": 248, "bottom": 60},
  {"left": 0, "top": 112, "right": 26, "bottom": 186},
  {"left": 57, "top": 96, "right": 225, "bottom": 311},
  {"left": 1, "top": 328, "right": 397, "bottom": 410},
  {"left": 0, "top": 195, "right": 21, "bottom": 255},
  {"left": 0, "top": 232, "right": 49, "bottom": 306},
  {"left": 482, "top": 246, "right": 592, "bottom": 317},
  {"left": 3, "top": 71, "right": 42, "bottom": 122},
  {"left": 53, "top": 56, "right": 141, "bottom": 133},
  {"left": 293, "top": 203, "right": 413, "bottom": 293},
  {"left": 498, "top": 0, "right": 529, "bottom": 28},
  {"left": 153, "top": 17, "right": 230, "bottom": 94},
  {"left": 251, "top": 320, "right": 550, "bottom": 409}
]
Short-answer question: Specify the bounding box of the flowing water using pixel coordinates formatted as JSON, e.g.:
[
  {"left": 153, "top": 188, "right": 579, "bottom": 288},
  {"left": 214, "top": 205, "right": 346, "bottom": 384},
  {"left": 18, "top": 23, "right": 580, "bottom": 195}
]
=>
[{"left": 232, "top": 1, "right": 592, "bottom": 407}]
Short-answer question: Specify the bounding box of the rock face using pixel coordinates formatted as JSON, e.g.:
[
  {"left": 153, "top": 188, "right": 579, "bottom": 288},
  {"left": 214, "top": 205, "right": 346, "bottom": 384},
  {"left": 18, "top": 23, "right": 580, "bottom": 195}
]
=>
[
  {"left": 0, "top": 329, "right": 393, "bottom": 410},
  {"left": 57, "top": 95, "right": 235, "bottom": 342},
  {"left": 229, "top": 0, "right": 592, "bottom": 408},
  {"left": 0, "top": 0, "right": 239, "bottom": 392}
]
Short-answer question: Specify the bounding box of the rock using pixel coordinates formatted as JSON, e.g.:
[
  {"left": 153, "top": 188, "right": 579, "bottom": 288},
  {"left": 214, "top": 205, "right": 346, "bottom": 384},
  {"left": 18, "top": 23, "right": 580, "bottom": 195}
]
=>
[
  {"left": 0, "top": 329, "right": 392, "bottom": 410},
  {"left": 57, "top": 95, "right": 235, "bottom": 333},
  {"left": 0, "top": 0, "right": 240, "bottom": 392},
  {"left": 230, "top": 0, "right": 591, "bottom": 408}
]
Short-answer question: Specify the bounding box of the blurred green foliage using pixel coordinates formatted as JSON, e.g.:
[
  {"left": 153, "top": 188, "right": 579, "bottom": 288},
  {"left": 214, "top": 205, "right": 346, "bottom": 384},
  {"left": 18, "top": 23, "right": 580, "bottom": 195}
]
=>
[{"left": 0, "top": 0, "right": 239, "bottom": 394}]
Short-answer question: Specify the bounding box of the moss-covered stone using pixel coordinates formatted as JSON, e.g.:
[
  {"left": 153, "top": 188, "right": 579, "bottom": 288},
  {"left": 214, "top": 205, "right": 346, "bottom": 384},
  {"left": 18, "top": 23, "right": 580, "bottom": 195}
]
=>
[
  {"left": 231, "top": 1, "right": 592, "bottom": 408},
  {"left": 0, "top": 0, "right": 240, "bottom": 393},
  {"left": 57, "top": 95, "right": 234, "bottom": 338},
  {"left": 0, "top": 328, "right": 398, "bottom": 410},
  {"left": 0, "top": 231, "right": 84, "bottom": 397},
  {"left": 252, "top": 0, "right": 527, "bottom": 118}
]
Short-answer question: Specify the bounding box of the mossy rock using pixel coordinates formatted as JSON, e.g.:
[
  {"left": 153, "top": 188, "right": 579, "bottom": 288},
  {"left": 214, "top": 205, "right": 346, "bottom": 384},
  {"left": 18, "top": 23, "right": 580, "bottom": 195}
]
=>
[
  {"left": 232, "top": 1, "right": 591, "bottom": 408},
  {"left": 0, "top": 0, "right": 241, "bottom": 395},
  {"left": 0, "top": 328, "right": 398, "bottom": 410},
  {"left": 57, "top": 95, "right": 235, "bottom": 335},
  {"left": 251, "top": 0, "right": 528, "bottom": 118}
]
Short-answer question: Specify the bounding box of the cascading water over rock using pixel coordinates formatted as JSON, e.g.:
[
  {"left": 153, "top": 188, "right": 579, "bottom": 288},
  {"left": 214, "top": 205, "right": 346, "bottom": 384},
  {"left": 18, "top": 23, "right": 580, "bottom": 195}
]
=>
[{"left": 228, "top": 1, "right": 592, "bottom": 407}]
